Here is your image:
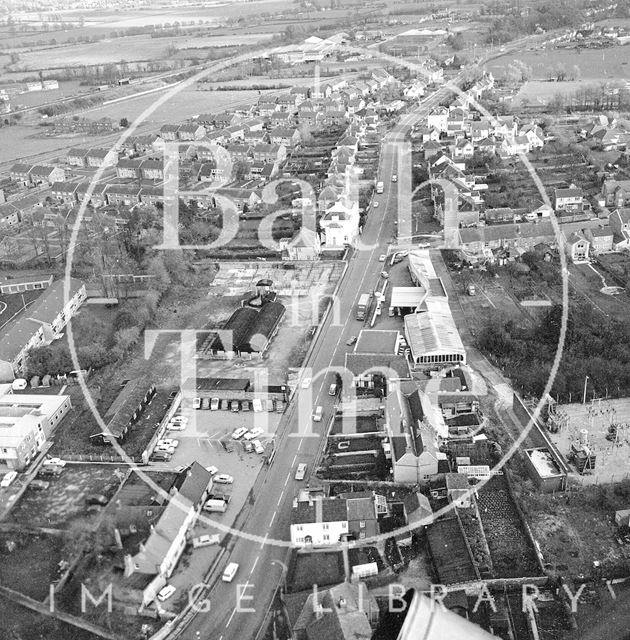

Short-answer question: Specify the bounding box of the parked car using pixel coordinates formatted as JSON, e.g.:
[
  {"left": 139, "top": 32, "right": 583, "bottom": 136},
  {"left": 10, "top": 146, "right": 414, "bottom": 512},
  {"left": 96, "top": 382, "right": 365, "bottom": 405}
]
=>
[
  {"left": 301, "top": 377, "right": 312, "bottom": 389},
  {"left": 157, "top": 585, "right": 176, "bottom": 602},
  {"left": 206, "top": 465, "right": 219, "bottom": 476},
  {"left": 210, "top": 398, "right": 219, "bottom": 411},
  {"left": 167, "top": 422, "right": 186, "bottom": 431},
  {"left": 245, "top": 427, "right": 264, "bottom": 441},
  {"left": 204, "top": 499, "right": 227, "bottom": 513},
  {"left": 158, "top": 439, "right": 179, "bottom": 448},
  {"left": 266, "top": 399, "right": 275, "bottom": 412},
  {"left": 86, "top": 494, "right": 108, "bottom": 506},
  {"left": 381, "top": 271, "right": 389, "bottom": 279},
  {"left": 202, "top": 397, "right": 211, "bottom": 410},
  {"left": 38, "top": 466, "right": 63, "bottom": 477},
  {"left": 241, "top": 400, "right": 250, "bottom": 411},
  {"left": 1, "top": 471, "right": 17, "bottom": 488},
  {"left": 220, "top": 400, "right": 229, "bottom": 411},
  {"left": 156, "top": 444, "right": 175, "bottom": 455},
  {"left": 232, "top": 427, "right": 248, "bottom": 440},
  {"left": 295, "top": 463, "right": 307, "bottom": 481},
  {"left": 252, "top": 440, "right": 265, "bottom": 455},
  {"left": 170, "top": 416, "right": 188, "bottom": 425},
  {"left": 372, "top": 200, "right": 379, "bottom": 208},
  {"left": 30, "top": 479, "right": 50, "bottom": 491},
  {"left": 193, "top": 397, "right": 201, "bottom": 409},
  {"left": 379, "top": 254, "right": 386, "bottom": 262},
  {"left": 192, "top": 534, "right": 220, "bottom": 548},
  {"left": 230, "top": 400, "right": 240, "bottom": 412},
  {"left": 150, "top": 451, "right": 172, "bottom": 462},
  {"left": 275, "top": 400, "right": 285, "bottom": 413},
  {"left": 243, "top": 441, "right": 253, "bottom": 453},
  {"left": 43, "top": 457, "right": 66, "bottom": 468},
  {"left": 214, "top": 474, "right": 234, "bottom": 484},
  {"left": 328, "top": 383, "right": 338, "bottom": 396}
]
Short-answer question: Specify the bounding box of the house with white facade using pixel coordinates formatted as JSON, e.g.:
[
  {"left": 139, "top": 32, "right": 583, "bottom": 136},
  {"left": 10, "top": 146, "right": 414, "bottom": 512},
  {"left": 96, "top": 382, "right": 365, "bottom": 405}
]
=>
[{"left": 319, "top": 198, "right": 360, "bottom": 247}]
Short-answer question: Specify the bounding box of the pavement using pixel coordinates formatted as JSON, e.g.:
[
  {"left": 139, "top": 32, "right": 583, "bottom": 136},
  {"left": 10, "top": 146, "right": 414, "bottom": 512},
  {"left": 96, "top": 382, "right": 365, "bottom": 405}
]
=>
[{"left": 171, "top": 79, "right": 465, "bottom": 640}]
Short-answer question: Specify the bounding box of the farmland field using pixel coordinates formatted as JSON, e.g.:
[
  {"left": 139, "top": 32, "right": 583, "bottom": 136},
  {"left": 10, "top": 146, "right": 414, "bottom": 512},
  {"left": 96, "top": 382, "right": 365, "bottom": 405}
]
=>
[
  {"left": 512, "top": 80, "right": 607, "bottom": 107},
  {"left": 488, "top": 44, "right": 630, "bottom": 80}
]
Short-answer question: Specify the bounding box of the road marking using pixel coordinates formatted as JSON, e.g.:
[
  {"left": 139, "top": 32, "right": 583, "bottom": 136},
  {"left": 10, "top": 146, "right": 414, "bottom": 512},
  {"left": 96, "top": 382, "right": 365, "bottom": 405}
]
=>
[
  {"left": 260, "top": 533, "right": 268, "bottom": 549},
  {"left": 226, "top": 608, "right": 236, "bottom": 628},
  {"left": 277, "top": 493, "right": 283, "bottom": 506},
  {"left": 269, "top": 511, "right": 276, "bottom": 525},
  {"left": 284, "top": 474, "right": 290, "bottom": 487},
  {"left": 250, "top": 556, "right": 259, "bottom": 573},
  {"left": 291, "top": 453, "right": 298, "bottom": 466}
]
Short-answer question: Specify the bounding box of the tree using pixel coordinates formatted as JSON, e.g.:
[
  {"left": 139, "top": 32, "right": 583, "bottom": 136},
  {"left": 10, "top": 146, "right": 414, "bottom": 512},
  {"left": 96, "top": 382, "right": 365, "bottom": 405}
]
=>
[{"left": 119, "top": 117, "right": 129, "bottom": 128}]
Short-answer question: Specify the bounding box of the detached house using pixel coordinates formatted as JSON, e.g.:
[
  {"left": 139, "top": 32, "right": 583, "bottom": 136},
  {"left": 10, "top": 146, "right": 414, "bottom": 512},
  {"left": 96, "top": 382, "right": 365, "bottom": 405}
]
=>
[
  {"left": 10, "top": 164, "right": 33, "bottom": 185},
  {"left": 601, "top": 179, "right": 630, "bottom": 208},
  {"left": 29, "top": 165, "right": 66, "bottom": 186},
  {"left": 554, "top": 187, "right": 584, "bottom": 213},
  {"left": 585, "top": 226, "right": 614, "bottom": 253},
  {"left": 564, "top": 231, "right": 590, "bottom": 262},
  {"left": 609, "top": 207, "right": 630, "bottom": 249}
]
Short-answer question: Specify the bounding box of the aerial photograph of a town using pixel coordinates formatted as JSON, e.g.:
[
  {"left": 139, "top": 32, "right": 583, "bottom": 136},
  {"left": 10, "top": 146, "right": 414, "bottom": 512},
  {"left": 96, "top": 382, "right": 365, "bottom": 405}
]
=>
[{"left": 3, "top": 0, "right": 630, "bottom": 638}]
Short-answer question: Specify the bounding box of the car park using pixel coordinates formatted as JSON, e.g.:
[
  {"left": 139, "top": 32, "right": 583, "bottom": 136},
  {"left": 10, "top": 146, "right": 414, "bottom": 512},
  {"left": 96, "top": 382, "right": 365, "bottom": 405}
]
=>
[
  {"left": 252, "top": 440, "right": 265, "bottom": 455},
  {"left": 232, "top": 427, "right": 249, "bottom": 440},
  {"left": 295, "top": 463, "right": 307, "bottom": 480},
  {"left": 214, "top": 474, "right": 234, "bottom": 484},
  {"left": 222, "top": 562, "right": 239, "bottom": 582},
  {"left": 245, "top": 427, "right": 264, "bottom": 441},
  {"left": 210, "top": 398, "right": 219, "bottom": 410},
  {"left": 1, "top": 471, "right": 18, "bottom": 488},
  {"left": 192, "top": 534, "right": 220, "bottom": 548},
  {"left": 157, "top": 585, "right": 176, "bottom": 602}
]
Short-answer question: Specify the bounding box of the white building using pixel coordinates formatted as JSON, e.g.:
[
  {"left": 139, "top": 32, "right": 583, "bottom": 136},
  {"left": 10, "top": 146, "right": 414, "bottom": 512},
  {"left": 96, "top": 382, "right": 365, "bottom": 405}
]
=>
[
  {"left": 290, "top": 495, "right": 349, "bottom": 547},
  {"left": 319, "top": 198, "right": 360, "bottom": 247}
]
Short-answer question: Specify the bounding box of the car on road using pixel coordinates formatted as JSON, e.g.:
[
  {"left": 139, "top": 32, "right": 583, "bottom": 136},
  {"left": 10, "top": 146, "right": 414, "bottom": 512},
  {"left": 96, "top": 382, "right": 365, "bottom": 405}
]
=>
[
  {"left": 222, "top": 562, "right": 239, "bottom": 582},
  {"left": 1, "top": 471, "right": 17, "bottom": 488},
  {"left": 245, "top": 427, "right": 264, "bottom": 441},
  {"left": 313, "top": 406, "right": 323, "bottom": 422},
  {"left": 379, "top": 254, "right": 386, "bottom": 262},
  {"left": 214, "top": 474, "right": 234, "bottom": 484},
  {"left": 328, "top": 383, "right": 338, "bottom": 396},
  {"left": 373, "top": 201, "right": 379, "bottom": 208},
  {"left": 206, "top": 465, "right": 219, "bottom": 476},
  {"left": 157, "top": 585, "right": 176, "bottom": 602},
  {"left": 381, "top": 271, "right": 389, "bottom": 279},
  {"left": 158, "top": 439, "right": 179, "bottom": 448},
  {"left": 210, "top": 398, "right": 219, "bottom": 411},
  {"left": 43, "top": 457, "right": 67, "bottom": 468},
  {"left": 301, "top": 377, "right": 312, "bottom": 389},
  {"left": 392, "top": 174, "right": 398, "bottom": 182},
  {"left": 192, "top": 534, "right": 220, "bottom": 548},
  {"left": 232, "top": 427, "right": 249, "bottom": 440},
  {"left": 347, "top": 336, "right": 357, "bottom": 346},
  {"left": 295, "top": 463, "right": 307, "bottom": 481}
]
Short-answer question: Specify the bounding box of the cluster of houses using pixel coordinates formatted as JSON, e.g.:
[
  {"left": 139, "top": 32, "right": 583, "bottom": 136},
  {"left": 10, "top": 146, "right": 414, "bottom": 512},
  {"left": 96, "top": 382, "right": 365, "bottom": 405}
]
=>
[{"left": 578, "top": 115, "right": 630, "bottom": 151}]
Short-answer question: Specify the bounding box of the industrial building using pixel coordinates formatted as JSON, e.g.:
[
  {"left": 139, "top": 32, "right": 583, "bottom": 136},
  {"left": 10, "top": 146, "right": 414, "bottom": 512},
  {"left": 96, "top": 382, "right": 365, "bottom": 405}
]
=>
[{"left": 523, "top": 447, "right": 567, "bottom": 492}]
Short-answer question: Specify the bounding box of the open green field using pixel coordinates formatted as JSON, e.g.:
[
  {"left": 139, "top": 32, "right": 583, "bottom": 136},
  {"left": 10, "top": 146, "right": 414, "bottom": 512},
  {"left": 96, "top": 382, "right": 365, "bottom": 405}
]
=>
[
  {"left": 488, "top": 44, "right": 630, "bottom": 80},
  {"left": 512, "top": 80, "right": 607, "bottom": 107}
]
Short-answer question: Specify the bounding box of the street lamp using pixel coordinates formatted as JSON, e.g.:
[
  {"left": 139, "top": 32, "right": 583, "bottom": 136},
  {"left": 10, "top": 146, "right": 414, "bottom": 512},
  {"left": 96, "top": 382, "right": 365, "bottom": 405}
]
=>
[{"left": 583, "top": 375, "right": 589, "bottom": 405}]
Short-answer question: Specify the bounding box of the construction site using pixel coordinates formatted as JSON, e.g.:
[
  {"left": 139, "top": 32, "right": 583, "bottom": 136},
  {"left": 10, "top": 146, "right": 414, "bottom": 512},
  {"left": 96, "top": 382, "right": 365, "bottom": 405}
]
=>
[{"left": 546, "top": 397, "right": 630, "bottom": 484}]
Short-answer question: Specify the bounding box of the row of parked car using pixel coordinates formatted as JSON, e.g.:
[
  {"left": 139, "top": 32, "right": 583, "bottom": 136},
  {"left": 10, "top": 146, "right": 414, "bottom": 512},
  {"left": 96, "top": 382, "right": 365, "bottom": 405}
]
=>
[{"left": 192, "top": 397, "right": 284, "bottom": 413}]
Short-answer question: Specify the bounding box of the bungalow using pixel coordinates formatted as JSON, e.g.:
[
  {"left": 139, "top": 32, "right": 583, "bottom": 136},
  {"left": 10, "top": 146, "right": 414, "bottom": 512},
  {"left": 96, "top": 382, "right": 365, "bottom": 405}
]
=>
[
  {"left": 51, "top": 181, "right": 79, "bottom": 203},
  {"left": 565, "top": 232, "right": 590, "bottom": 262},
  {"left": 280, "top": 227, "right": 321, "bottom": 260},
  {"left": 66, "top": 148, "right": 89, "bottom": 167},
  {"left": 105, "top": 184, "right": 142, "bottom": 206},
  {"left": 140, "top": 159, "right": 164, "bottom": 181},
  {"left": 86, "top": 148, "right": 116, "bottom": 168},
  {"left": 177, "top": 123, "right": 206, "bottom": 141},
  {"left": 116, "top": 158, "right": 142, "bottom": 179}
]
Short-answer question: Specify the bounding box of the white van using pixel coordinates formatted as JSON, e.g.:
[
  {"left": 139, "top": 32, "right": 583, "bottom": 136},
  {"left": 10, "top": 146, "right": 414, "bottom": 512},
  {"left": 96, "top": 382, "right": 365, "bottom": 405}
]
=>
[
  {"left": 204, "top": 499, "right": 227, "bottom": 513},
  {"left": 313, "top": 406, "right": 323, "bottom": 422},
  {"left": 222, "top": 562, "right": 239, "bottom": 582}
]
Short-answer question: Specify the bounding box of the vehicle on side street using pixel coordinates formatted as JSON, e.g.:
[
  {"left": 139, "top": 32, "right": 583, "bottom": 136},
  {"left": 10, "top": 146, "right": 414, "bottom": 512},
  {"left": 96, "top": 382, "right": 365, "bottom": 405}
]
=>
[
  {"left": 214, "top": 474, "right": 234, "bottom": 484},
  {"left": 376, "top": 181, "right": 384, "bottom": 193},
  {"left": 192, "top": 534, "right": 220, "bottom": 548},
  {"left": 206, "top": 465, "right": 219, "bottom": 476},
  {"left": 301, "top": 377, "right": 312, "bottom": 389},
  {"left": 347, "top": 336, "right": 357, "bottom": 346},
  {"left": 313, "top": 406, "right": 323, "bottom": 422},
  {"left": 295, "top": 463, "right": 307, "bottom": 480},
  {"left": 157, "top": 585, "right": 176, "bottom": 602},
  {"left": 203, "top": 499, "right": 227, "bottom": 513},
  {"left": 329, "top": 383, "right": 338, "bottom": 396}
]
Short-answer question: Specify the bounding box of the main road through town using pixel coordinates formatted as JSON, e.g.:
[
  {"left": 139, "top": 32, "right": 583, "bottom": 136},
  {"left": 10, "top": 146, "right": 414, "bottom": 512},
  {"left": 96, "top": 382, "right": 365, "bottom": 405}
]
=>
[{"left": 176, "top": 76, "right": 463, "bottom": 640}]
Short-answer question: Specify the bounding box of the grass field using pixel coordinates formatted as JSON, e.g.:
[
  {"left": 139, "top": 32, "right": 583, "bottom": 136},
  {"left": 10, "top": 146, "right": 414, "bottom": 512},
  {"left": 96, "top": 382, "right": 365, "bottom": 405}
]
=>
[
  {"left": 512, "top": 80, "right": 605, "bottom": 107},
  {"left": 488, "top": 44, "right": 630, "bottom": 81}
]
